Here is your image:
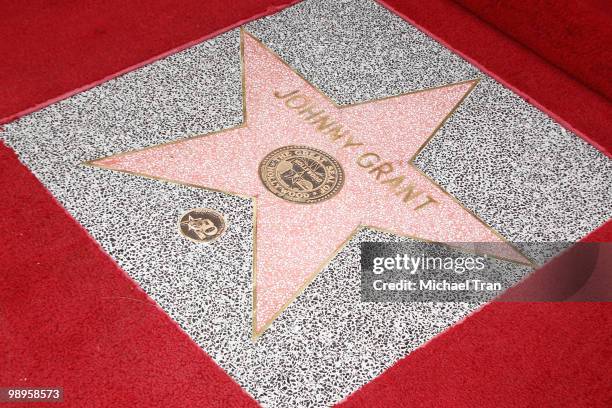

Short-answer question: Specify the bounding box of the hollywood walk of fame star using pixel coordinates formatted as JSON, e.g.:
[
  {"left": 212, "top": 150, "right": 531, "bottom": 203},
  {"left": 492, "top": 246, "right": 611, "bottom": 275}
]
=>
[{"left": 87, "top": 29, "right": 532, "bottom": 339}]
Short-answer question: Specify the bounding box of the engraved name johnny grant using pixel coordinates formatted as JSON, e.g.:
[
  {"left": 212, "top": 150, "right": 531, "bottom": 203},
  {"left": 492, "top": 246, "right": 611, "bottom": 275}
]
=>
[{"left": 274, "top": 89, "right": 439, "bottom": 212}]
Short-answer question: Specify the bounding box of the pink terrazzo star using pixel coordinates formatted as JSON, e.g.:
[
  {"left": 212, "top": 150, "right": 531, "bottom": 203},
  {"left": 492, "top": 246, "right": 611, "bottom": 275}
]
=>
[{"left": 90, "top": 29, "right": 531, "bottom": 338}]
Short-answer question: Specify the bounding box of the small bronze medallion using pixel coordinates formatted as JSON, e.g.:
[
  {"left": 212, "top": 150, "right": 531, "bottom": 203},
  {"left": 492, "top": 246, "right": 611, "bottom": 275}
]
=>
[
  {"left": 259, "top": 145, "right": 344, "bottom": 204},
  {"left": 179, "top": 208, "right": 226, "bottom": 243}
]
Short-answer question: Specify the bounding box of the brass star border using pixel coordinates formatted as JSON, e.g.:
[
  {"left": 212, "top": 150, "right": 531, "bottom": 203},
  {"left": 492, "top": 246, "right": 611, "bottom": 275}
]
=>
[{"left": 84, "top": 28, "right": 536, "bottom": 340}]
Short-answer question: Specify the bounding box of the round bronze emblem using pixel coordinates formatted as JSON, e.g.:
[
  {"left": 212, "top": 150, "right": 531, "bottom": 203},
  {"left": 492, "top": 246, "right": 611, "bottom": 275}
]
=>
[
  {"left": 178, "top": 208, "right": 226, "bottom": 243},
  {"left": 259, "top": 145, "right": 344, "bottom": 204}
]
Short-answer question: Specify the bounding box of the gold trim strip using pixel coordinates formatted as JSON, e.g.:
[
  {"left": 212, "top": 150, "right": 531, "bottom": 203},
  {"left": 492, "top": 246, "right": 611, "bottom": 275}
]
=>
[{"left": 83, "top": 27, "right": 537, "bottom": 342}]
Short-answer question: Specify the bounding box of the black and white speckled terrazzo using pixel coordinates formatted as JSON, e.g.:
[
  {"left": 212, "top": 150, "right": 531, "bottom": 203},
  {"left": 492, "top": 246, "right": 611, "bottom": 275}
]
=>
[
  {"left": 245, "top": 0, "right": 612, "bottom": 260},
  {"left": 2, "top": 0, "right": 611, "bottom": 406}
]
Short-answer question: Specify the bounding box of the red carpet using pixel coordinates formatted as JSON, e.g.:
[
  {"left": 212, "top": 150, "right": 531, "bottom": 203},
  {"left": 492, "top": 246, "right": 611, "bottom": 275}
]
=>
[
  {"left": 0, "top": 143, "right": 258, "bottom": 407},
  {"left": 1, "top": 0, "right": 611, "bottom": 406},
  {"left": 455, "top": 0, "right": 612, "bottom": 101},
  {"left": 339, "top": 303, "right": 612, "bottom": 407},
  {"left": 338, "top": 222, "right": 612, "bottom": 407},
  {"left": 377, "top": 0, "right": 612, "bottom": 157},
  {"left": 0, "top": 0, "right": 298, "bottom": 125}
]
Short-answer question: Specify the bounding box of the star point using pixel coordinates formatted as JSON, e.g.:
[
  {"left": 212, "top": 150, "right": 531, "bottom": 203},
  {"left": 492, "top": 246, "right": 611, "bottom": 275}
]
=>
[{"left": 89, "top": 29, "right": 532, "bottom": 338}]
